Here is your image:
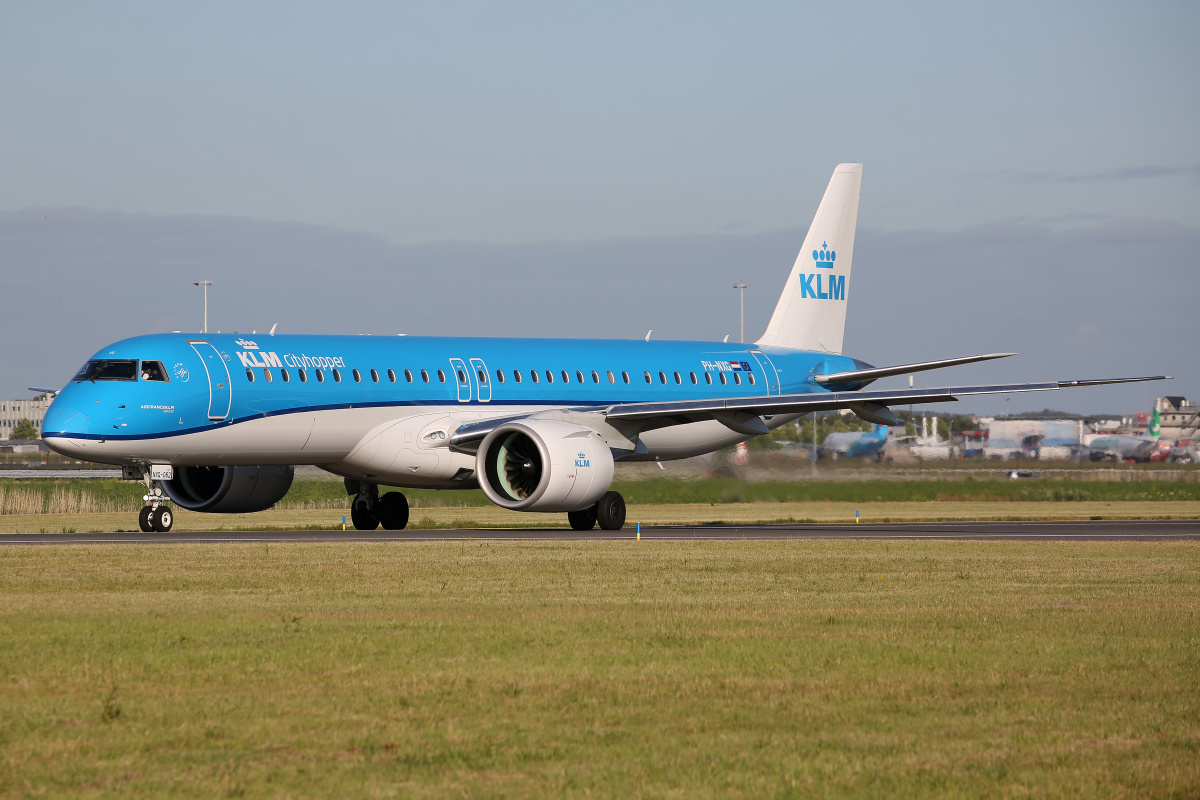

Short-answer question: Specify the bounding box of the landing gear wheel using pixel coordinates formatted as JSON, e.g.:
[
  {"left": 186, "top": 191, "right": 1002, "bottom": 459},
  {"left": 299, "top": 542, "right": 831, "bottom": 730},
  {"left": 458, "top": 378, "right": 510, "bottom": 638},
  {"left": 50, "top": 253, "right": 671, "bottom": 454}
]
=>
[
  {"left": 567, "top": 507, "right": 597, "bottom": 531},
  {"left": 150, "top": 506, "right": 173, "bottom": 533},
  {"left": 595, "top": 491, "right": 626, "bottom": 531},
  {"left": 351, "top": 499, "right": 379, "bottom": 531},
  {"left": 138, "top": 506, "right": 154, "bottom": 532},
  {"left": 379, "top": 492, "right": 409, "bottom": 530}
]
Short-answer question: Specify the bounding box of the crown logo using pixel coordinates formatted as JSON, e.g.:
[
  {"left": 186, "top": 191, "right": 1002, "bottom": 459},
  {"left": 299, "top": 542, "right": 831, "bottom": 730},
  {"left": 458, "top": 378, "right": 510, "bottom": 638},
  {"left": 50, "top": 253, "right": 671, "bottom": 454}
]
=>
[
  {"left": 812, "top": 241, "right": 836, "bottom": 268},
  {"left": 235, "top": 338, "right": 258, "bottom": 349}
]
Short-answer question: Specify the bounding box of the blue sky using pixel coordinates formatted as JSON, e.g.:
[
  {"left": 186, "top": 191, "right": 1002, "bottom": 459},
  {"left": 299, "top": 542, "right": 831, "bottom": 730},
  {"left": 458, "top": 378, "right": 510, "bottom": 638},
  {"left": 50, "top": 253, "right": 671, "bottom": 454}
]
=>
[{"left": 0, "top": 2, "right": 1196, "bottom": 413}]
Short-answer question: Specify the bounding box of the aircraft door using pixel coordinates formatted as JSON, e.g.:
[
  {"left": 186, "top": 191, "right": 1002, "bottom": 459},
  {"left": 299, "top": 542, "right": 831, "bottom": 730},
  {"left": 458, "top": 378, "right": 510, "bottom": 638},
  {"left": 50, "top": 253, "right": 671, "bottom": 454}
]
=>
[
  {"left": 188, "top": 340, "right": 232, "bottom": 420},
  {"left": 749, "top": 350, "right": 781, "bottom": 395},
  {"left": 469, "top": 358, "right": 491, "bottom": 403},
  {"left": 448, "top": 358, "right": 472, "bottom": 403}
]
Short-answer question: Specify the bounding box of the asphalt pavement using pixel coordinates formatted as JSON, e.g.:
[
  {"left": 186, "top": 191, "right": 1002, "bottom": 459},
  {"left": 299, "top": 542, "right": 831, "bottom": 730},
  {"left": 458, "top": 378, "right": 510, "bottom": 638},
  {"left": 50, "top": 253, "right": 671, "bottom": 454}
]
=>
[{"left": 2, "top": 519, "right": 1197, "bottom": 545}]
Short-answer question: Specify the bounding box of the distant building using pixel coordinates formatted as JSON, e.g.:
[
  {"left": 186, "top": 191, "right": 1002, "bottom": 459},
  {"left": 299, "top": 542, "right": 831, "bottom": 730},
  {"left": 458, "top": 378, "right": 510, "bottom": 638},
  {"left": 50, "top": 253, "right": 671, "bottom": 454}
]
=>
[
  {"left": 0, "top": 395, "right": 51, "bottom": 440},
  {"left": 1157, "top": 396, "right": 1198, "bottom": 441},
  {"left": 980, "top": 418, "right": 1086, "bottom": 460}
]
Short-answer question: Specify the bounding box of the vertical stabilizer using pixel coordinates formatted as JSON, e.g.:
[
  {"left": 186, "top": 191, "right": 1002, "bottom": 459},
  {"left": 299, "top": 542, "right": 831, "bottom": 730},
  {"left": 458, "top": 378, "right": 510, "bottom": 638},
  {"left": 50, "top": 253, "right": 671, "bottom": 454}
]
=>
[{"left": 757, "top": 163, "right": 862, "bottom": 352}]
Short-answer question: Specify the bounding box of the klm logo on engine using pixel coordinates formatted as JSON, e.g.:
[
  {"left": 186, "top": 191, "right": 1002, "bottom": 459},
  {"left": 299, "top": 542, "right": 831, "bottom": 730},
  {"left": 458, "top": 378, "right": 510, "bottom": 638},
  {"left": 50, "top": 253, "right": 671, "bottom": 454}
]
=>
[
  {"left": 799, "top": 241, "right": 846, "bottom": 301},
  {"left": 574, "top": 452, "right": 590, "bottom": 468}
]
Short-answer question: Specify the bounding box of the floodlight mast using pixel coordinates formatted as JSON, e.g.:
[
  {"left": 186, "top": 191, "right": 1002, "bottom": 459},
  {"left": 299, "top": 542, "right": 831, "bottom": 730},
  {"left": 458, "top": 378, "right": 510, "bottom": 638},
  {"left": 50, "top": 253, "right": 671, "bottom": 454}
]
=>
[
  {"left": 733, "top": 281, "right": 749, "bottom": 343},
  {"left": 193, "top": 280, "right": 213, "bottom": 333}
]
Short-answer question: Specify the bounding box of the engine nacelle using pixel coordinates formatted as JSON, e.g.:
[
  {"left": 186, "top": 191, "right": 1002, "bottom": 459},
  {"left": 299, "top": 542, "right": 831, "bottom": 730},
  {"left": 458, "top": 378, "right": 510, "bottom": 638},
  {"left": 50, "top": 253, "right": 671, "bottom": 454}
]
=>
[
  {"left": 476, "top": 420, "right": 615, "bottom": 512},
  {"left": 164, "top": 465, "right": 295, "bottom": 513}
]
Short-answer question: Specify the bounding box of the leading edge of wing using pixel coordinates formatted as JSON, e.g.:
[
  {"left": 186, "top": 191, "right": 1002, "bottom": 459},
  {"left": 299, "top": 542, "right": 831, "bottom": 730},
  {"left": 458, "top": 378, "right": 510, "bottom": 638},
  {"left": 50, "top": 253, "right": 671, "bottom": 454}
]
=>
[{"left": 603, "top": 376, "right": 1171, "bottom": 422}]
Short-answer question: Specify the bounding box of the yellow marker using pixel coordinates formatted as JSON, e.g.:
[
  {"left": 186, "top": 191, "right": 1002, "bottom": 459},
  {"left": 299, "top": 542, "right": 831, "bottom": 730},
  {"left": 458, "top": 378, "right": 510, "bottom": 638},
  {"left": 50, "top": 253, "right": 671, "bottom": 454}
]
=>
[{"left": 342, "top": 514, "right": 346, "bottom": 531}]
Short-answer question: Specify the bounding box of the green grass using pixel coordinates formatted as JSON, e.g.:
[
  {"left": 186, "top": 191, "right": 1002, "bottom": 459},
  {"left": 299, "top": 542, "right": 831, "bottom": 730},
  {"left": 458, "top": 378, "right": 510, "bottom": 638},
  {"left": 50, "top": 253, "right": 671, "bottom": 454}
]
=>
[
  {"left": 5, "top": 476, "right": 1200, "bottom": 516},
  {"left": 1, "top": 541, "right": 1197, "bottom": 797}
]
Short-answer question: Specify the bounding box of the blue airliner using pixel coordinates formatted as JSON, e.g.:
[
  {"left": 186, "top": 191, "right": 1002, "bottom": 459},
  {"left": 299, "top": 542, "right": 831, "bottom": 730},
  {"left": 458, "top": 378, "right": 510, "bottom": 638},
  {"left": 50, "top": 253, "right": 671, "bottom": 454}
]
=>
[
  {"left": 37, "top": 165, "right": 1168, "bottom": 532},
  {"left": 821, "top": 424, "right": 890, "bottom": 461}
]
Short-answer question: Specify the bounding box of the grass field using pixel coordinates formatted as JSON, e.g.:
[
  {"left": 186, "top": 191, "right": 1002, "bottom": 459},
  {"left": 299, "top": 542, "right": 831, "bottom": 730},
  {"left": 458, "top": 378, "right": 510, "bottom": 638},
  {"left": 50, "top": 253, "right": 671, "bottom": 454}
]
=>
[
  {"left": 1, "top": 541, "right": 1197, "bottom": 797},
  {"left": 4, "top": 477, "right": 1200, "bottom": 518}
]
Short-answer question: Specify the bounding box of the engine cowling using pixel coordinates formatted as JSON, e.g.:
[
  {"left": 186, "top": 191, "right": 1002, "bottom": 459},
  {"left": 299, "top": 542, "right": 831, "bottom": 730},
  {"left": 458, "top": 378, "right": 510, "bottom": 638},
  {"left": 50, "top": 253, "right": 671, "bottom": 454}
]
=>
[
  {"left": 164, "top": 465, "right": 295, "bottom": 513},
  {"left": 476, "top": 420, "right": 615, "bottom": 512}
]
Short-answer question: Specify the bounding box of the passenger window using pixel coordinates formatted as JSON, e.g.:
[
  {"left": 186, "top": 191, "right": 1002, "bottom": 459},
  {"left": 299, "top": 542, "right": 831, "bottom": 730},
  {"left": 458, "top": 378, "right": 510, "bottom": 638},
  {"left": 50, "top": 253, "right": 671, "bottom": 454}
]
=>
[
  {"left": 644, "top": 371, "right": 652, "bottom": 384},
  {"left": 719, "top": 373, "right": 727, "bottom": 385},
  {"left": 282, "top": 369, "right": 290, "bottom": 383},
  {"left": 607, "top": 371, "right": 615, "bottom": 384},
  {"left": 622, "top": 371, "right": 630, "bottom": 384},
  {"left": 545, "top": 370, "right": 554, "bottom": 383},
  {"left": 733, "top": 373, "right": 741, "bottom": 385},
  {"left": 401, "top": 369, "right": 409, "bottom": 382},
  {"left": 299, "top": 369, "right": 308, "bottom": 383},
  {"left": 316, "top": 369, "right": 325, "bottom": 382},
  {"left": 658, "top": 371, "right": 667, "bottom": 384},
  {"left": 562, "top": 370, "right": 570, "bottom": 383},
  {"left": 577, "top": 370, "right": 585, "bottom": 383},
  {"left": 437, "top": 370, "right": 446, "bottom": 383},
  {"left": 496, "top": 369, "right": 505, "bottom": 384},
  {"left": 333, "top": 369, "right": 342, "bottom": 383},
  {"left": 457, "top": 369, "right": 466, "bottom": 383},
  {"left": 421, "top": 369, "right": 429, "bottom": 383},
  {"left": 478, "top": 369, "right": 488, "bottom": 384},
  {"left": 531, "top": 371, "right": 539, "bottom": 384},
  {"left": 748, "top": 373, "right": 756, "bottom": 385},
  {"left": 690, "top": 372, "right": 697, "bottom": 384},
  {"left": 353, "top": 369, "right": 361, "bottom": 382},
  {"left": 140, "top": 361, "right": 169, "bottom": 382},
  {"left": 514, "top": 370, "right": 522, "bottom": 383},
  {"left": 264, "top": 369, "right": 273, "bottom": 383},
  {"left": 674, "top": 372, "right": 681, "bottom": 384},
  {"left": 591, "top": 371, "right": 599, "bottom": 383},
  {"left": 246, "top": 369, "right": 255, "bottom": 382},
  {"left": 705, "top": 373, "right": 713, "bottom": 385},
  {"left": 370, "top": 369, "right": 379, "bottom": 382}
]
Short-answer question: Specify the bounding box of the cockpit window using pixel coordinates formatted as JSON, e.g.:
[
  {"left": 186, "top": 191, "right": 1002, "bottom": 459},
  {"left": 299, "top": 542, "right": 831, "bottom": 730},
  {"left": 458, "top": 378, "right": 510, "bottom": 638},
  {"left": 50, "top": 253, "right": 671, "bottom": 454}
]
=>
[
  {"left": 141, "top": 361, "right": 169, "bottom": 382},
  {"left": 74, "top": 359, "right": 138, "bottom": 382}
]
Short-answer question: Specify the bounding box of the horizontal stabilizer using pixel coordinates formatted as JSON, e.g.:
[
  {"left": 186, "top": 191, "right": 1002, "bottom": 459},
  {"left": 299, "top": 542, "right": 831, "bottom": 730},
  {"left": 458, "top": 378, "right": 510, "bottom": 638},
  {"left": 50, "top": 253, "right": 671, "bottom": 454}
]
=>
[{"left": 814, "top": 353, "right": 1017, "bottom": 386}]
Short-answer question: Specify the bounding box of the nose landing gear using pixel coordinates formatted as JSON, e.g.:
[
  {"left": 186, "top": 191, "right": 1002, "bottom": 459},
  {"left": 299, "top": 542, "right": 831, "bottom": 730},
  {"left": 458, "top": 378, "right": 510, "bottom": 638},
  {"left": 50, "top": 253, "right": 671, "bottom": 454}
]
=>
[{"left": 136, "top": 469, "right": 174, "bottom": 532}]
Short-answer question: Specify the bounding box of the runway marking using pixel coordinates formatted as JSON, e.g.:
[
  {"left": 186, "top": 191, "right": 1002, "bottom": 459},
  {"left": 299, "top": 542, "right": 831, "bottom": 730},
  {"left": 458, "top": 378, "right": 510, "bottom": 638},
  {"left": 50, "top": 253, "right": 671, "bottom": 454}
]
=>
[{"left": 2, "top": 520, "right": 1198, "bottom": 545}]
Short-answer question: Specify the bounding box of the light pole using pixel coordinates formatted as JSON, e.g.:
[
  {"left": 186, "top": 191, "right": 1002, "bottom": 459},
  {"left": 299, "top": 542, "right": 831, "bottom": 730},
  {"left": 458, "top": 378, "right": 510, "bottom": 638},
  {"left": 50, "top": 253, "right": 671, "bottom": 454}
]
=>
[
  {"left": 193, "top": 280, "right": 212, "bottom": 333},
  {"left": 733, "top": 281, "right": 749, "bottom": 343}
]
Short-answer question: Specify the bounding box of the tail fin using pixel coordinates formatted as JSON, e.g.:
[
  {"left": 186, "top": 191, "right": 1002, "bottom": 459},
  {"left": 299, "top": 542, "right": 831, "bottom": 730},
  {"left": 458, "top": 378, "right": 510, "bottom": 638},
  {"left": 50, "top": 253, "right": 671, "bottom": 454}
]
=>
[
  {"left": 1149, "top": 407, "right": 1161, "bottom": 438},
  {"left": 757, "top": 163, "right": 862, "bottom": 353}
]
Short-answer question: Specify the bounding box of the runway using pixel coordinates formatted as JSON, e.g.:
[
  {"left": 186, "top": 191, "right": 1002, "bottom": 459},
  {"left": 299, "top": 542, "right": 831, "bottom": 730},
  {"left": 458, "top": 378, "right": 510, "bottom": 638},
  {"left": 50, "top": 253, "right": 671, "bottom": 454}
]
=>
[{"left": 2, "top": 519, "right": 1197, "bottom": 545}]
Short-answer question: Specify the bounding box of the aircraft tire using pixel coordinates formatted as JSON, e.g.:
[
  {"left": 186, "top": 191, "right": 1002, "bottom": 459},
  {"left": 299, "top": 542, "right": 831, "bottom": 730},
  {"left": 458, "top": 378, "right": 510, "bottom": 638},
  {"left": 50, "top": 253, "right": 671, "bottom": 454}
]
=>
[
  {"left": 379, "top": 492, "right": 409, "bottom": 530},
  {"left": 138, "top": 506, "right": 154, "bottom": 532},
  {"left": 351, "top": 499, "right": 379, "bottom": 531},
  {"left": 567, "top": 507, "right": 597, "bottom": 531},
  {"left": 151, "top": 506, "right": 173, "bottom": 533},
  {"left": 595, "top": 491, "right": 626, "bottom": 531}
]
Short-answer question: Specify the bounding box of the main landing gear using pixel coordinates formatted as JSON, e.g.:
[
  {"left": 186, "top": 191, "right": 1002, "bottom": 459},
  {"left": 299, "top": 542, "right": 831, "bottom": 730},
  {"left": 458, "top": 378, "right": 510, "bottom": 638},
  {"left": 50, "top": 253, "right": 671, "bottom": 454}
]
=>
[
  {"left": 346, "top": 480, "right": 409, "bottom": 531},
  {"left": 568, "top": 491, "right": 626, "bottom": 531},
  {"left": 136, "top": 471, "right": 174, "bottom": 533}
]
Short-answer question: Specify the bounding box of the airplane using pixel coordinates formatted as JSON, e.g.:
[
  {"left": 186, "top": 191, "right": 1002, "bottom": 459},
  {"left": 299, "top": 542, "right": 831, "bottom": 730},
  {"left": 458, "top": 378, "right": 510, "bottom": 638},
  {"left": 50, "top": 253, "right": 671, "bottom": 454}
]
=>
[
  {"left": 820, "top": 423, "right": 889, "bottom": 460},
  {"left": 36, "top": 164, "right": 1170, "bottom": 533},
  {"left": 1085, "top": 408, "right": 1161, "bottom": 462}
]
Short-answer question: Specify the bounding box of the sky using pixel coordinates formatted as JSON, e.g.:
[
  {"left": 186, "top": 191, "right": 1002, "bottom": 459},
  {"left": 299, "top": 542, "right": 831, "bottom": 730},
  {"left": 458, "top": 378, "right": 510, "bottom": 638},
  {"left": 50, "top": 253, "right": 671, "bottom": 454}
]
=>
[{"left": 1, "top": 2, "right": 1197, "bottom": 415}]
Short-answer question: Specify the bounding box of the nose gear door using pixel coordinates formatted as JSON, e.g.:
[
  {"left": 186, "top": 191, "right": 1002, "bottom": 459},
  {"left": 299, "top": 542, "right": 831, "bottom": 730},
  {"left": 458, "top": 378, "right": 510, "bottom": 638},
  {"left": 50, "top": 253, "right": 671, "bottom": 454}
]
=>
[
  {"left": 188, "top": 340, "right": 232, "bottom": 420},
  {"left": 469, "top": 357, "right": 491, "bottom": 403}
]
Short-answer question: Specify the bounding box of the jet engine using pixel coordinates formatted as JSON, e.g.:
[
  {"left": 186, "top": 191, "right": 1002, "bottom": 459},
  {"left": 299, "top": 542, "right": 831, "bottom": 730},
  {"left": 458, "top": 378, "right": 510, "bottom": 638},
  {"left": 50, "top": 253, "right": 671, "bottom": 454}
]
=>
[
  {"left": 476, "top": 420, "right": 615, "bottom": 512},
  {"left": 163, "top": 465, "right": 295, "bottom": 513}
]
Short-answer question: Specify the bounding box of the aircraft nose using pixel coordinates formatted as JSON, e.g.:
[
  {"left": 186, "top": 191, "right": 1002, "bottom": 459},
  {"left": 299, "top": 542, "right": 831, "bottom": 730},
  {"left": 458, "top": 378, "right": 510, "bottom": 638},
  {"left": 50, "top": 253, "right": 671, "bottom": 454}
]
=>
[{"left": 41, "top": 403, "right": 85, "bottom": 437}]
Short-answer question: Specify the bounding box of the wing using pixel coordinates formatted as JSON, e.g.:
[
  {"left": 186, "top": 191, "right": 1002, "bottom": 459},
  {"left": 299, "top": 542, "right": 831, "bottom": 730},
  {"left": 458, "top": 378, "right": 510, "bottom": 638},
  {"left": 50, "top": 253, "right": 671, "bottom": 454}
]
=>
[
  {"left": 603, "top": 376, "right": 1170, "bottom": 432},
  {"left": 813, "top": 352, "right": 1016, "bottom": 387},
  {"left": 447, "top": 375, "right": 1170, "bottom": 449}
]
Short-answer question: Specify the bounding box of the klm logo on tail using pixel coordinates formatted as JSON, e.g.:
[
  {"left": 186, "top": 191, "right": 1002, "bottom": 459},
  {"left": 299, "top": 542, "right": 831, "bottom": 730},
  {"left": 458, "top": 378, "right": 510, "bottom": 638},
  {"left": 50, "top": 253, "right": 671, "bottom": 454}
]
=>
[{"left": 799, "top": 242, "right": 845, "bottom": 300}]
